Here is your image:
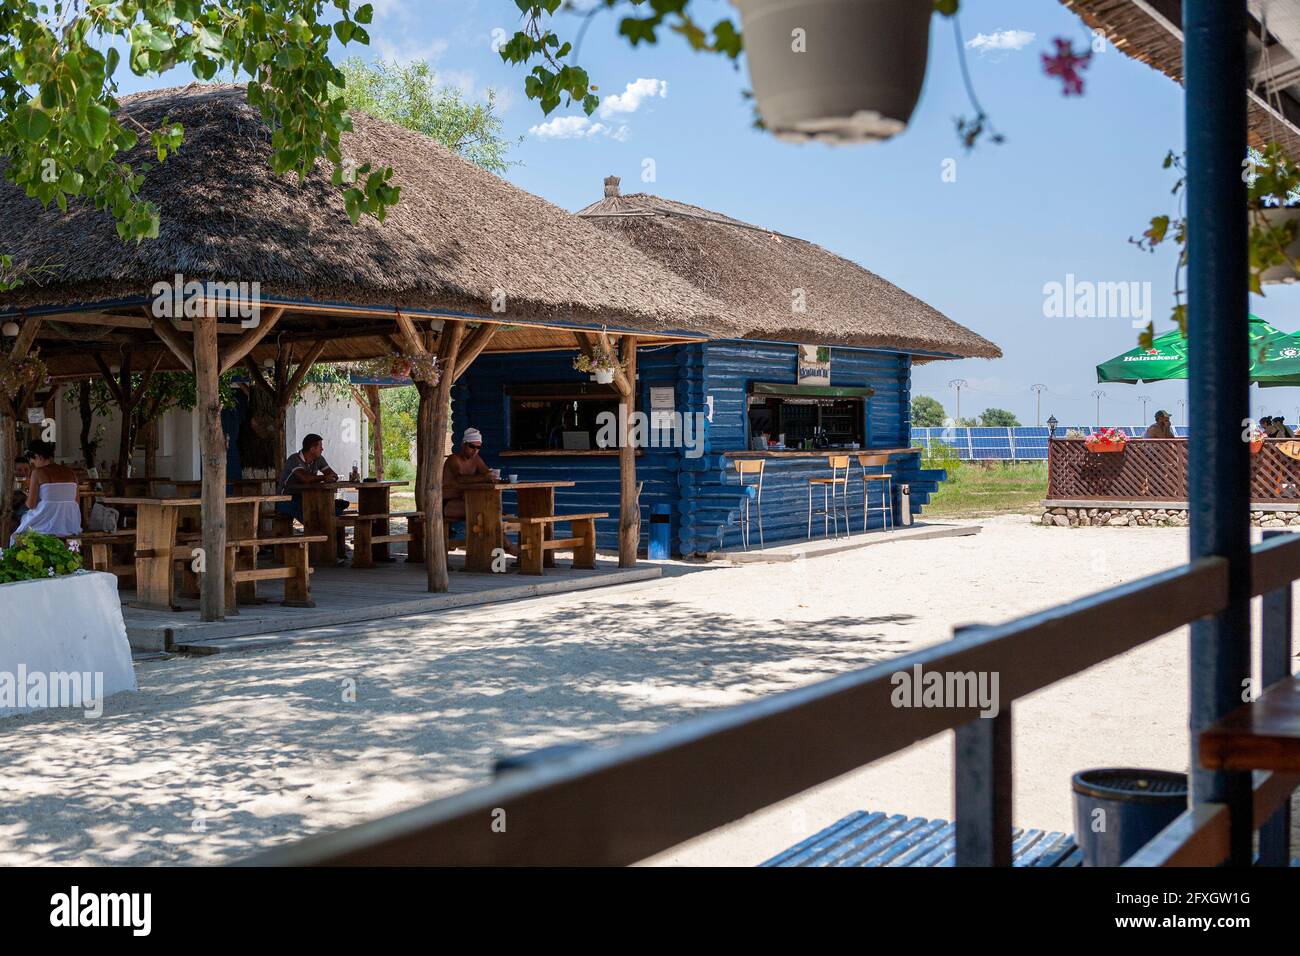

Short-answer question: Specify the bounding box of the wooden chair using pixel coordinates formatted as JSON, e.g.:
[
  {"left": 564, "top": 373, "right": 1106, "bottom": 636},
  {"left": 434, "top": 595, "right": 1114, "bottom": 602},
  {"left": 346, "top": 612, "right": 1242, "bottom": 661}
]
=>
[
  {"left": 807, "top": 456, "right": 851, "bottom": 539},
  {"left": 733, "top": 459, "right": 766, "bottom": 549},
  {"left": 223, "top": 535, "right": 326, "bottom": 609},
  {"left": 856, "top": 453, "right": 894, "bottom": 532},
  {"left": 70, "top": 530, "right": 138, "bottom": 585}
]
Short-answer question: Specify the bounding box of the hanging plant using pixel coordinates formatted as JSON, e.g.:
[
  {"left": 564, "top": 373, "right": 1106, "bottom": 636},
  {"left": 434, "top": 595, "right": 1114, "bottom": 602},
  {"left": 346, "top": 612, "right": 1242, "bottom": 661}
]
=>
[
  {"left": 1132, "top": 143, "right": 1300, "bottom": 345},
  {"left": 354, "top": 352, "right": 439, "bottom": 385},
  {"left": 0, "top": 350, "right": 47, "bottom": 400},
  {"left": 574, "top": 341, "right": 621, "bottom": 384}
]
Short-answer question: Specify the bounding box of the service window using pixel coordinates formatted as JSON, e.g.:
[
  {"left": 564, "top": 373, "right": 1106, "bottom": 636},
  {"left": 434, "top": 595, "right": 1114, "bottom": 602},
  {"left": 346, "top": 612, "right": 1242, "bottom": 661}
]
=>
[{"left": 506, "top": 383, "right": 622, "bottom": 450}]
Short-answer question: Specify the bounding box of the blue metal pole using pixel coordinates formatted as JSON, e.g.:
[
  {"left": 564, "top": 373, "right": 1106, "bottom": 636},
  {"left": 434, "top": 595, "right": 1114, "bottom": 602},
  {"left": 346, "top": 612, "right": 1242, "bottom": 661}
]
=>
[{"left": 1184, "top": 0, "right": 1252, "bottom": 864}]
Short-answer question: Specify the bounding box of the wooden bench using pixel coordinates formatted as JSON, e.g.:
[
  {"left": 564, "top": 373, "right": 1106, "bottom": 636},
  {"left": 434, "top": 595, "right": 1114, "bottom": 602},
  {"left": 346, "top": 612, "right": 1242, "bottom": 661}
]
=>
[
  {"left": 223, "top": 535, "right": 326, "bottom": 609},
  {"left": 510, "top": 512, "right": 606, "bottom": 575},
  {"left": 68, "top": 530, "right": 138, "bottom": 583},
  {"left": 348, "top": 511, "right": 423, "bottom": 568}
]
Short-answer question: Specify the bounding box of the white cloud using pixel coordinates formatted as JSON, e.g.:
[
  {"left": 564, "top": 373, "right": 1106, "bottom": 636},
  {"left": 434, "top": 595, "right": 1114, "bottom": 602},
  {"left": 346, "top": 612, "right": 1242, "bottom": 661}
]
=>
[
  {"left": 597, "top": 78, "right": 668, "bottom": 119},
  {"left": 372, "top": 36, "right": 450, "bottom": 65},
  {"left": 965, "top": 29, "right": 1036, "bottom": 55},
  {"left": 529, "top": 115, "right": 629, "bottom": 141}
]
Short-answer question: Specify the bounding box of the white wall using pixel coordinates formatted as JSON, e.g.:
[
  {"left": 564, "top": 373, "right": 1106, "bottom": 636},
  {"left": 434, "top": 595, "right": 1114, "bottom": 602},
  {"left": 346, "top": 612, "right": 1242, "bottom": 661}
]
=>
[{"left": 50, "top": 383, "right": 365, "bottom": 480}]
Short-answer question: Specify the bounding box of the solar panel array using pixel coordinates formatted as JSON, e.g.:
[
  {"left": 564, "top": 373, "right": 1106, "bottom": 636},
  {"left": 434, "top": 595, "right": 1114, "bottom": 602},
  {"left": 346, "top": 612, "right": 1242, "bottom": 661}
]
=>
[{"left": 912, "top": 426, "right": 1189, "bottom": 461}]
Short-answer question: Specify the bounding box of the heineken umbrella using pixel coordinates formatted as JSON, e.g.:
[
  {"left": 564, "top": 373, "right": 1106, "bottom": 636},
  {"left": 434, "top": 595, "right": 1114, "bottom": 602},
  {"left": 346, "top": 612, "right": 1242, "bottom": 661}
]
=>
[{"left": 1096, "top": 314, "right": 1291, "bottom": 384}]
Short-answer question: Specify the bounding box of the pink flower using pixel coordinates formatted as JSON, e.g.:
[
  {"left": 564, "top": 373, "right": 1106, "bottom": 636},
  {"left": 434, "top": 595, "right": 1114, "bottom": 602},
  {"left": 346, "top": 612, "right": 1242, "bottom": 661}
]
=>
[{"left": 1042, "top": 37, "right": 1091, "bottom": 96}]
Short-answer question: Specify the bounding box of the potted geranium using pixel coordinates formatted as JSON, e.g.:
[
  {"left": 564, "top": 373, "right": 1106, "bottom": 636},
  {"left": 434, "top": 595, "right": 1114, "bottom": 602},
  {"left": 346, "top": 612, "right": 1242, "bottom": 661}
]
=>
[
  {"left": 0, "top": 533, "right": 136, "bottom": 718},
  {"left": 1085, "top": 427, "right": 1128, "bottom": 453},
  {"left": 1247, "top": 422, "right": 1267, "bottom": 454},
  {"left": 733, "top": 0, "right": 934, "bottom": 144},
  {"left": 574, "top": 341, "right": 620, "bottom": 385}
]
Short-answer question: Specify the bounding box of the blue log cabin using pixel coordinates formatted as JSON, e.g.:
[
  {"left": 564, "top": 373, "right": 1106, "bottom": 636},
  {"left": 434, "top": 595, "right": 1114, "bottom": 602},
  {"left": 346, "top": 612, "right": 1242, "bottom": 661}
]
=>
[{"left": 453, "top": 177, "right": 1001, "bottom": 557}]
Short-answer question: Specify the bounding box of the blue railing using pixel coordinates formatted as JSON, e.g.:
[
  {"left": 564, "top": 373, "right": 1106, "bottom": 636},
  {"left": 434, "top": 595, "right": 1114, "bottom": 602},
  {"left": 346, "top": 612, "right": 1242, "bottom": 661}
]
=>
[{"left": 913, "top": 426, "right": 1190, "bottom": 461}]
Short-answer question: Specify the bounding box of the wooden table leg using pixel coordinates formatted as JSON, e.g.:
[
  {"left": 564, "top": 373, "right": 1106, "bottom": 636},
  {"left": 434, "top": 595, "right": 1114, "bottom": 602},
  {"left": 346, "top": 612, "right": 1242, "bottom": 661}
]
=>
[
  {"left": 130, "top": 503, "right": 180, "bottom": 611},
  {"left": 357, "top": 484, "right": 391, "bottom": 562},
  {"left": 228, "top": 501, "right": 263, "bottom": 604},
  {"left": 463, "top": 486, "right": 503, "bottom": 573},
  {"left": 299, "top": 486, "right": 337, "bottom": 565},
  {"left": 516, "top": 487, "right": 557, "bottom": 568}
]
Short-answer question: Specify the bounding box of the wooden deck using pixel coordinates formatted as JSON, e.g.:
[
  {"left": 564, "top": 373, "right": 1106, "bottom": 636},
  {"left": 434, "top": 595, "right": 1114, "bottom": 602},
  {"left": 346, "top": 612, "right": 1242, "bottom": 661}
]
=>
[{"left": 120, "top": 553, "right": 661, "bottom": 653}]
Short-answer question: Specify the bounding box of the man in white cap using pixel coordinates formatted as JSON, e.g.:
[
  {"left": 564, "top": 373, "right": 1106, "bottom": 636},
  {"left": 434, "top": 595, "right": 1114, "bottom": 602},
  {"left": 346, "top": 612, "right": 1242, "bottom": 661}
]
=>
[{"left": 441, "top": 427, "right": 493, "bottom": 522}]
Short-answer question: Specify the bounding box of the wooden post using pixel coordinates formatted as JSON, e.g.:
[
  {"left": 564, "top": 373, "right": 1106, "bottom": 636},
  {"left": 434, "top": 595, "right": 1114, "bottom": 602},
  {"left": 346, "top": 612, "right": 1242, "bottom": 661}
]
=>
[
  {"left": 423, "top": 321, "right": 463, "bottom": 592},
  {"left": 193, "top": 308, "right": 226, "bottom": 622},
  {"left": 366, "top": 384, "right": 384, "bottom": 479},
  {"left": 619, "top": 336, "right": 639, "bottom": 567},
  {"left": 0, "top": 405, "right": 15, "bottom": 544}
]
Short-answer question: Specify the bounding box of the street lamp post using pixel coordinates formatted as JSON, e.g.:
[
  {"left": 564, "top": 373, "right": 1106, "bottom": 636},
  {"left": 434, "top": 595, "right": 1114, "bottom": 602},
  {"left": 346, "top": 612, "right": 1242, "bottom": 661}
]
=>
[
  {"left": 948, "top": 379, "right": 966, "bottom": 425},
  {"left": 1030, "top": 384, "right": 1046, "bottom": 427},
  {"left": 1091, "top": 389, "right": 1106, "bottom": 429},
  {"left": 1138, "top": 394, "right": 1152, "bottom": 425}
]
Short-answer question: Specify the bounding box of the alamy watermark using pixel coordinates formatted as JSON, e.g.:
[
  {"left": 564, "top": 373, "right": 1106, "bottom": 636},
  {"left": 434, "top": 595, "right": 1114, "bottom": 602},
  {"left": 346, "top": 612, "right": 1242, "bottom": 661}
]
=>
[
  {"left": 890, "top": 663, "right": 1001, "bottom": 718},
  {"left": 151, "top": 272, "right": 261, "bottom": 327},
  {"left": 1042, "top": 273, "right": 1152, "bottom": 329},
  {"left": 595, "top": 408, "right": 706, "bottom": 459},
  {"left": 0, "top": 666, "right": 105, "bottom": 717}
]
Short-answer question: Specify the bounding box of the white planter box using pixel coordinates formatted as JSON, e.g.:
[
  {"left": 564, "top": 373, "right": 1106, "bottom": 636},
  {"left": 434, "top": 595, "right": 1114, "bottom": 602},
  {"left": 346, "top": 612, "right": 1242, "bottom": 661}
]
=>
[{"left": 0, "top": 571, "right": 136, "bottom": 719}]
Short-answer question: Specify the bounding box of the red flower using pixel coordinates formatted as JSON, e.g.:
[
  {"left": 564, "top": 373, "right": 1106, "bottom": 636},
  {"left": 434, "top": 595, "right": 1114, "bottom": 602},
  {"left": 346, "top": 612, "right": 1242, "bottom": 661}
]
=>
[{"left": 1042, "top": 37, "right": 1091, "bottom": 96}]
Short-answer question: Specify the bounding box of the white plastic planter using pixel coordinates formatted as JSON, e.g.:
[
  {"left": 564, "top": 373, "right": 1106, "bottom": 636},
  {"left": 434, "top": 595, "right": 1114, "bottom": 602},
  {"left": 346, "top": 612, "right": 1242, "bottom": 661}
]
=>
[
  {"left": 735, "top": 0, "right": 933, "bottom": 144},
  {"left": 0, "top": 571, "right": 136, "bottom": 719},
  {"left": 594, "top": 367, "right": 616, "bottom": 384},
  {"left": 1258, "top": 206, "right": 1300, "bottom": 283}
]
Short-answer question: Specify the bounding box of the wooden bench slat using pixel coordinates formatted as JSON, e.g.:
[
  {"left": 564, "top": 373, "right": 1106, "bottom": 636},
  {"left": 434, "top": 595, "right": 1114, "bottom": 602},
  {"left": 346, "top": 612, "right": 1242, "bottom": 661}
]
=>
[{"left": 515, "top": 512, "right": 608, "bottom": 524}]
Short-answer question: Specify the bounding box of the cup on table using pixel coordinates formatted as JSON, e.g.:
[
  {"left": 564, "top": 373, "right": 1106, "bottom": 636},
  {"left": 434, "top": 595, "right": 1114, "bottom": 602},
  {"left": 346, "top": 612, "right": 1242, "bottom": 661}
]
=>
[
  {"left": 490, "top": 468, "right": 502, "bottom": 481},
  {"left": 508, "top": 474, "right": 519, "bottom": 483}
]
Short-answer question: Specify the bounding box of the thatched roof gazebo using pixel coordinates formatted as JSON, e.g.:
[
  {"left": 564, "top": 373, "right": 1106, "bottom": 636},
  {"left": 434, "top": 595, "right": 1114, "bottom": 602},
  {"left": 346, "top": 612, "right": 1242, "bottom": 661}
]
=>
[
  {"left": 0, "top": 84, "right": 741, "bottom": 618},
  {"left": 577, "top": 178, "right": 1000, "bottom": 361}
]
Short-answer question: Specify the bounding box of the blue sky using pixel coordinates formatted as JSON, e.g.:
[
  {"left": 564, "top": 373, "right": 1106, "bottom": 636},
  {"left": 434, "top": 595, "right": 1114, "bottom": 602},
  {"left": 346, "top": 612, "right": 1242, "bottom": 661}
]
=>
[{"left": 115, "top": 0, "right": 1300, "bottom": 428}]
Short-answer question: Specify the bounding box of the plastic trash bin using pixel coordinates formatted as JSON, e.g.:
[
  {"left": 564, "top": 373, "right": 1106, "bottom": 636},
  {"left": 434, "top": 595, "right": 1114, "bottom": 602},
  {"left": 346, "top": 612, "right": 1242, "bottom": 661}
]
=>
[
  {"left": 648, "top": 504, "right": 671, "bottom": 560},
  {"left": 1071, "top": 768, "right": 1188, "bottom": 866}
]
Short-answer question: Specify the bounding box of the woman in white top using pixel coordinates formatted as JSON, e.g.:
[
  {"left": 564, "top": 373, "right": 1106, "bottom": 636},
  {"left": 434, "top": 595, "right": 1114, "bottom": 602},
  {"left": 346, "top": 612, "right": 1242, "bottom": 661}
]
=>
[{"left": 10, "top": 441, "right": 82, "bottom": 545}]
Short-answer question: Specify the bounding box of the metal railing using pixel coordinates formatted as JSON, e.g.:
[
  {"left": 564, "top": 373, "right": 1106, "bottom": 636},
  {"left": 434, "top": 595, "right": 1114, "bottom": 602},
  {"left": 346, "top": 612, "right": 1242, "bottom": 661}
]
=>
[{"left": 247, "top": 532, "right": 1298, "bottom": 867}]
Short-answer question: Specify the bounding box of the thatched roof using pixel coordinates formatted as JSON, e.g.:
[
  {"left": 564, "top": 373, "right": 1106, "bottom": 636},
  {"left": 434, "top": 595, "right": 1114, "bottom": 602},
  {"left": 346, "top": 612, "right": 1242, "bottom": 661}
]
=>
[
  {"left": 1061, "top": 0, "right": 1300, "bottom": 163},
  {"left": 0, "top": 84, "right": 738, "bottom": 337},
  {"left": 576, "top": 180, "right": 1001, "bottom": 359}
]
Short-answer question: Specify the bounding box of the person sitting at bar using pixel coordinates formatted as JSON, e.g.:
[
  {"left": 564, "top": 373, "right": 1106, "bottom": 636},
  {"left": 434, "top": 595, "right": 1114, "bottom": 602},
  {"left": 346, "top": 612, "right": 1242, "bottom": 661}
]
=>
[
  {"left": 277, "top": 433, "right": 350, "bottom": 564},
  {"left": 1274, "top": 414, "right": 1294, "bottom": 439},
  {"left": 1144, "top": 409, "right": 1176, "bottom": 439},
  {"left": 10, "top": 441, "right": 81, "bottom": 545},
  {"left": 442, "top": 427, "right": 517, "bottom": 556}
]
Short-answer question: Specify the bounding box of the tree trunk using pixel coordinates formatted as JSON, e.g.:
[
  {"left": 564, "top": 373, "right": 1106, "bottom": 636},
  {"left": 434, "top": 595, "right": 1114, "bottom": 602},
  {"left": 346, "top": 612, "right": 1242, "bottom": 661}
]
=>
[
  {"left": 423, "top": 321, "right": 463, "bottom": 592},
  {"left": 77, "top": 381, "right": 98, "bottom": 470},
  {"left": 619, "top": 336, "right": 639, "bottom": 567},
  {"left": 193, "top": 311, "right": 226, "bottom": 622},
  {"left": 367, "top": 384, "right": 384, "bottom": 479},
  {"left": 0, "top": 408, "right": 15, "bottom": 544}
]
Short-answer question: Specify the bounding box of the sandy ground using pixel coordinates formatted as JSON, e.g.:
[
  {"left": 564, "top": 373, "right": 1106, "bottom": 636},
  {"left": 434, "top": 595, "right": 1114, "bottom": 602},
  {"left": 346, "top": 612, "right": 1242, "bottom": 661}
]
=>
[{"left": 0, "top": 514, "right": 1295, "bottom": 865}]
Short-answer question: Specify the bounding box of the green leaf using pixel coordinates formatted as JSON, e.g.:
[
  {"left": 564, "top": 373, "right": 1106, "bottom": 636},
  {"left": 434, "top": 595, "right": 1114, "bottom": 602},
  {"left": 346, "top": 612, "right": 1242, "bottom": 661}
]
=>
[{"left": 15, "top": 106, "right": 51, "bottom": 142}]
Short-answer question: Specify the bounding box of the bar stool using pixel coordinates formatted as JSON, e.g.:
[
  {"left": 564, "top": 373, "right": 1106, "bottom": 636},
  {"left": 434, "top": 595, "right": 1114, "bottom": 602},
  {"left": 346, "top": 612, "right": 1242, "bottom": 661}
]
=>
[
  {"left": 857, "top": 452, "right": 894, "bottom": 532},
  {"left": 807, "top": 455, "right": 851, "bottom": 539},
  {"left": 733, "top": 458, "right": 766, "bottom": 549}
]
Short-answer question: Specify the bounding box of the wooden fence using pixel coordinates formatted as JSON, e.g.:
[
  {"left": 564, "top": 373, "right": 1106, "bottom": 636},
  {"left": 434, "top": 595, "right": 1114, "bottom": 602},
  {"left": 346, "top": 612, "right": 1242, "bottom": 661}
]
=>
[{"left": 1048, "top": 438, "right": 1300, "bottom": 503}]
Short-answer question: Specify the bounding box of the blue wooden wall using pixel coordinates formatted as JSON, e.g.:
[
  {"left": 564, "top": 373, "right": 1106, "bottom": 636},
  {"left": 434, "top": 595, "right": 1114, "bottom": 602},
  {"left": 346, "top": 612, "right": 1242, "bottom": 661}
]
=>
[{"left": 454, "top": 340, "right": 945, "bottom": 556}]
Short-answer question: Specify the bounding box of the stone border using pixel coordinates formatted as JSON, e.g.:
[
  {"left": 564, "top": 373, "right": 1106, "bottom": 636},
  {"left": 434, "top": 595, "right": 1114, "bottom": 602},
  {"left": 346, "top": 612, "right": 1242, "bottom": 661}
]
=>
[{"left": 1040, "top": 506, "right": 1300, "bottom": 528}]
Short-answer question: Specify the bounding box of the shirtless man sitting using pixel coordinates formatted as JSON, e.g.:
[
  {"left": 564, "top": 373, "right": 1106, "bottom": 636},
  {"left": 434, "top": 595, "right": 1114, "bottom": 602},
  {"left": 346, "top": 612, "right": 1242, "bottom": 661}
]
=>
[{"left": 442, "top": 427, "right": 516, "bottom": 556}]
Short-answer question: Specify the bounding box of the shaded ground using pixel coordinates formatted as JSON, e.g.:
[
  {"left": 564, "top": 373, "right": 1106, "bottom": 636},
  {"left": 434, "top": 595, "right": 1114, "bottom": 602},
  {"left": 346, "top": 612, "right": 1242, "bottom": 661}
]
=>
[{"left": 0, "top": 514, "right": 1294, "bottom": 865}]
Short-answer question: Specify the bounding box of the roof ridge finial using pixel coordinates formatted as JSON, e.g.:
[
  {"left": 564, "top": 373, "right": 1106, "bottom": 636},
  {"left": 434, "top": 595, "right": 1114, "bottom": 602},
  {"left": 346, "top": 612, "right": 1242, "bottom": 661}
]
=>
[{"left": 603, "top": 175, "right": 621, "bottom": 198}]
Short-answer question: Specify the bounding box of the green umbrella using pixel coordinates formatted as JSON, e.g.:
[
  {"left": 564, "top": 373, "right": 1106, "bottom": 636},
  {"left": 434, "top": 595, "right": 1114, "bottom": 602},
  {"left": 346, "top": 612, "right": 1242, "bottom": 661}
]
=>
[{"left": 1096, "top": 314, "right": 1292, "bottom": 384}]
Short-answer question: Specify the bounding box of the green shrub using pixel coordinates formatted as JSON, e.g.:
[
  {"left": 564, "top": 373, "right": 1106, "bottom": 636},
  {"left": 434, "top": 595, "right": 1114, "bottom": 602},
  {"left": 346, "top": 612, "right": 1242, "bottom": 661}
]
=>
[
  {"left": 384, "top": 458, "right": 416, "bottom": 482},
  {"left": 922, "top": 440, "right": 963, "bottom": 481},
  {"left": 0, "top": 532, "right": 83, "bottom": 584}
]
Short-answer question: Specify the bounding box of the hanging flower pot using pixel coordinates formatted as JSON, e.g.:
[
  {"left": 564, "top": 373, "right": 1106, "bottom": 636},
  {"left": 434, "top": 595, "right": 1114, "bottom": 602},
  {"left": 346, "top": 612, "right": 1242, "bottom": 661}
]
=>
[
  {"left": 1251, "top": 436, "right": 1266, "bottom": 454},
  {"left": 593, "top": 367, "right": 615, "bottom": 385},
  {"left": 734, "top": 0, "right": 933, "bottom": 144},
  {"left": 1085, "top": 428, "right": 1129, "bottom": 454},
  {"left": 1256, "top": 205, "right": 1300, "bottom": 284}
]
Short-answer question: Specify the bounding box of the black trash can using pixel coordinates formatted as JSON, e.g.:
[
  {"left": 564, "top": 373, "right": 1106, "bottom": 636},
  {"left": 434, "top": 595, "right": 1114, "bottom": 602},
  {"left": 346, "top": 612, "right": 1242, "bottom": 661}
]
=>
[{"left": 1071, "top": 768, "right": 1188, "bottom": 866}]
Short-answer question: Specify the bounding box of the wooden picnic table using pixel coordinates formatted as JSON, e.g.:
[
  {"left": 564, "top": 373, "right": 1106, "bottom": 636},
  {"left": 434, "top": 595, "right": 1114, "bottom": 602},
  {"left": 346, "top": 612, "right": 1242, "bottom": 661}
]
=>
[
  {"left": 290, "top": 479, "right": 407, "bottom": 565},
  {"left": 167, "top": 477, "right": 270, "bottom": 496},
  {"left": 1199, "top": 675, "right": 1300, "bottom": 772},
  {"left": 103, "top": 495, "right": 288, "bottom": 611},
  {"left": 461, "top": 480, "right": 575, "bottom": 573}
]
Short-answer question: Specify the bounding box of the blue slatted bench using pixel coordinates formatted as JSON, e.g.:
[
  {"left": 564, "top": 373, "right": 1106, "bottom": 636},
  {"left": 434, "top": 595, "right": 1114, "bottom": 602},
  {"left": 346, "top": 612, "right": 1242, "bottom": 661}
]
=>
[{"left": 761, "top": 811, "right": 1083, "bottom": 867}]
